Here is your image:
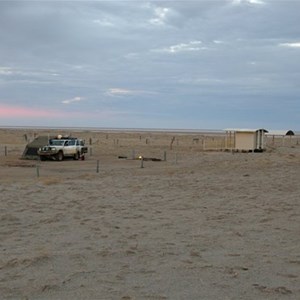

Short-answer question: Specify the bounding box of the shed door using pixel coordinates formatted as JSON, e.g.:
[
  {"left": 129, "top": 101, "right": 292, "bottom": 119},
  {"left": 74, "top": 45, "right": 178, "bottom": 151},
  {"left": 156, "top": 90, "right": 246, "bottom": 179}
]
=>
[{"left": 235, "top": 133, "right": 255, "bottom": 150}]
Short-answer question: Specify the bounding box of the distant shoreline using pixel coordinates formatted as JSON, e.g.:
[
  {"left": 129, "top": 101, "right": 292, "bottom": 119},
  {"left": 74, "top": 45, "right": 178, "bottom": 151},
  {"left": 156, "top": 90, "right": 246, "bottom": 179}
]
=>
[
  {"left": 0, "top": 125, "right": 224, "bottom": 135},
  {"left": 1, "top": 125, "right": 299, "bottom": 136}
]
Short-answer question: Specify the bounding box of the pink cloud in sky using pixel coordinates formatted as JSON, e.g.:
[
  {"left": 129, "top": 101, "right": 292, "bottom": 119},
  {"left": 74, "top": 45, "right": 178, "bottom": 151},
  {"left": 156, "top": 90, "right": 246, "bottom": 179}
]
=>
[
  {"left": 0, "top": 103, "right": 130, "bottom": 127},
  {"left": 0, "top": 104, "right": 67, "bottom": 118}
]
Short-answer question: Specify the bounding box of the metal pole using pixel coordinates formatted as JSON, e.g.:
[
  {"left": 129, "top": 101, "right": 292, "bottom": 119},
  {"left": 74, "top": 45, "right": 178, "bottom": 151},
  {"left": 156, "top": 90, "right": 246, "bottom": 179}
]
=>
[
  {"left": 5, "top": 146, "right": 7, "bottom": 156},
  {"left": 96, "top": 160, "right": 99, "bottom": 173},
  {"left": 36, "top": 165, "right": 40, "bottom": 178}
]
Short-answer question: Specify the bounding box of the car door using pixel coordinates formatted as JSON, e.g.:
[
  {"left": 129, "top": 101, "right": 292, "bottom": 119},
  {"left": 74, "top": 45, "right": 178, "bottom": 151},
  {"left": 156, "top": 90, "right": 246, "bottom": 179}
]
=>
[
  {"left": 63, "top": 140, "right": 72, "bottom": 156},
  {"left": 67, "top": 139, "right": 76, "bottom": 156}
]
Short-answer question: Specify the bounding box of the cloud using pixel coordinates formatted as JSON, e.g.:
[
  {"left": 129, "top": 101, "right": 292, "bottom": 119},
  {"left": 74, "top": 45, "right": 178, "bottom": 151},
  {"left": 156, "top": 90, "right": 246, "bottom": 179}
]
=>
[
  {"left": 105, "top": 88, "right": 158, "bottom": 98},
  {"left": 93, "top": 19, "right": 114, "bottom": 27},
  {"left": 0, "top": 103, "right": 114, "bottom": 127},
  {"left": 62, "top": 96, "right": 85, "bottom": 105},
  {"left": 213, "top": 40, "right": 224, "bottom": 44},
  {"left": 0, "top": 67, "right": 14, "bottom": 75},
  {"left": 106, "top": 88, "right": 144, "bottom": 97},
  {"left": 231, "top": 0, "right": 265, "bottom": 5},
  {"left": 154, "top": 40, "right": 206, "bottom": 54},
  {"left": 149, "top": 6, "right": 170, "bottom": 25},
  {"left": 279, "top": 42, "right": 300, "bottom": 48},
  {"left": 0, "top": 104, "right": 64, "bottom": 118},
  {"left": 248, "top": 0, "right": 265, "bottom": 4}
]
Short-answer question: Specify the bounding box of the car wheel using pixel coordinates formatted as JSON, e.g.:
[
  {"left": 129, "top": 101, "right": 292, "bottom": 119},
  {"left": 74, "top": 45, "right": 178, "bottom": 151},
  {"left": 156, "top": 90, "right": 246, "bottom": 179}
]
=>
[
  {"left": 56, "top": 151, "right": 64, "bottom": 161},
  {"left": 73, "top": 151, "right": 80, "bottom": 160}
]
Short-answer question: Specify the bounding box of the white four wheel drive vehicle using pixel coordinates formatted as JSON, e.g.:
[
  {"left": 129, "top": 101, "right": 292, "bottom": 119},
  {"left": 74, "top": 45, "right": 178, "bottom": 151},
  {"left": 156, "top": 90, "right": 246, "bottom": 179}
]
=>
[{"left": 37, "top": 136, "right": 88, "bottom": 161}]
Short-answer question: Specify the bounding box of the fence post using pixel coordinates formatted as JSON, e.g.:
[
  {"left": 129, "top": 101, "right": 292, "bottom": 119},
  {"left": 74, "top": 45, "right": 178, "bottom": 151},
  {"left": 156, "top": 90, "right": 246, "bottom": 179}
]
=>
[
  {"left": 4, "top": 146, "right": 7, "bottom": 156},
  {"left": 170, "top": 137, "right": 175, "bottom": 150},
  {"left": 163, "top": 151, "right": 167, "bottom": 161},
  {"left": 96, "top": 160, "right": 99, "bottom": 173},
  {"left": 36, "top": 165, "right": 40, "bottom": 178},
  {"left": 140, "top": 157, "right": 144, "bottom": 168}
]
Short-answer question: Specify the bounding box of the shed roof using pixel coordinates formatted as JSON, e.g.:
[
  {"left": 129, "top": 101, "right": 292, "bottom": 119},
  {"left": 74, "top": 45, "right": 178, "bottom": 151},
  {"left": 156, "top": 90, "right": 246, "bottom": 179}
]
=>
[{"left": 224, "top": 128, "right": 268, "bottom": 133}]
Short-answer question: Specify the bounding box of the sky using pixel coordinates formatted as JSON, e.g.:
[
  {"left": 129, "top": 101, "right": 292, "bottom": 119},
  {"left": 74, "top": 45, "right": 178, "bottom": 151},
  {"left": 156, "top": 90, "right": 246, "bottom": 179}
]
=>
[{"left": 0, "top": 0, "right": 299, "bottom": 130}]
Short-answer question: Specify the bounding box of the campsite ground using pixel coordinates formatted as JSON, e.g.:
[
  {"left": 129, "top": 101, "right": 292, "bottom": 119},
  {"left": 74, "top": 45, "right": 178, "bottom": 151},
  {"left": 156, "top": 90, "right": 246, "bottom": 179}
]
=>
[{"left": 0, "top": 128, "right": 300, "bottom": 299}]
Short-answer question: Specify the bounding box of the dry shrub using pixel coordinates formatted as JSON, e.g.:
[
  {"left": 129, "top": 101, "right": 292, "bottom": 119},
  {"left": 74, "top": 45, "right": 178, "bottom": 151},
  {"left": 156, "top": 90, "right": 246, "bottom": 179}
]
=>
[
  {"left": 79, "top": 173, "right": 97, "bottom": 180},
  {"left": 5, "top": 161, "right": 36, "bottom": 168},
  {"left": 39, "top": 177, "right": 63, "bottom": 185}
]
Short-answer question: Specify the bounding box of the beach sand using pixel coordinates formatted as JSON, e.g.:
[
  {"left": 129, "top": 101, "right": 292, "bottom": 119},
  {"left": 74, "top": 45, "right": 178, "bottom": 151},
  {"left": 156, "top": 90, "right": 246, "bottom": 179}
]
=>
[{"left": 0, "top": 128, "right": 299, "bottom": 299}]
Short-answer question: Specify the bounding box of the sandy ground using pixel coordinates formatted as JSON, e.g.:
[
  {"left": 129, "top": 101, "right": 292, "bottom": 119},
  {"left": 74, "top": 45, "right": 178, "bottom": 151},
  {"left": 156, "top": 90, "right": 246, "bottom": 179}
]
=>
[{"left": 0, "top": 128, "right": 300, "bottom": 299}]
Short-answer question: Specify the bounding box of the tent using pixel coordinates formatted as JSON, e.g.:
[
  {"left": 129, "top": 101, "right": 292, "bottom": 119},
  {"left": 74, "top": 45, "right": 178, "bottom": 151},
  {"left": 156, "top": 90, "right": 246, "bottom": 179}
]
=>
[
  {"left": 22, "top": 136, "right": 51, "bottom": 159},
  {"left": 266, "top": 130, "right": 295, "bottom": 146},
  {"left": 266, "top": 130, "right": 294, "bottom": 136}
]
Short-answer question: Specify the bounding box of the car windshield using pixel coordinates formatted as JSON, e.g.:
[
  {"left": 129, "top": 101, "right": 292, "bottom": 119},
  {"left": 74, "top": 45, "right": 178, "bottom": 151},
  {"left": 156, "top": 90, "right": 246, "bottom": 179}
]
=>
[{"left": 49, "top": 139, "right": 65, "bottom": 146}]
